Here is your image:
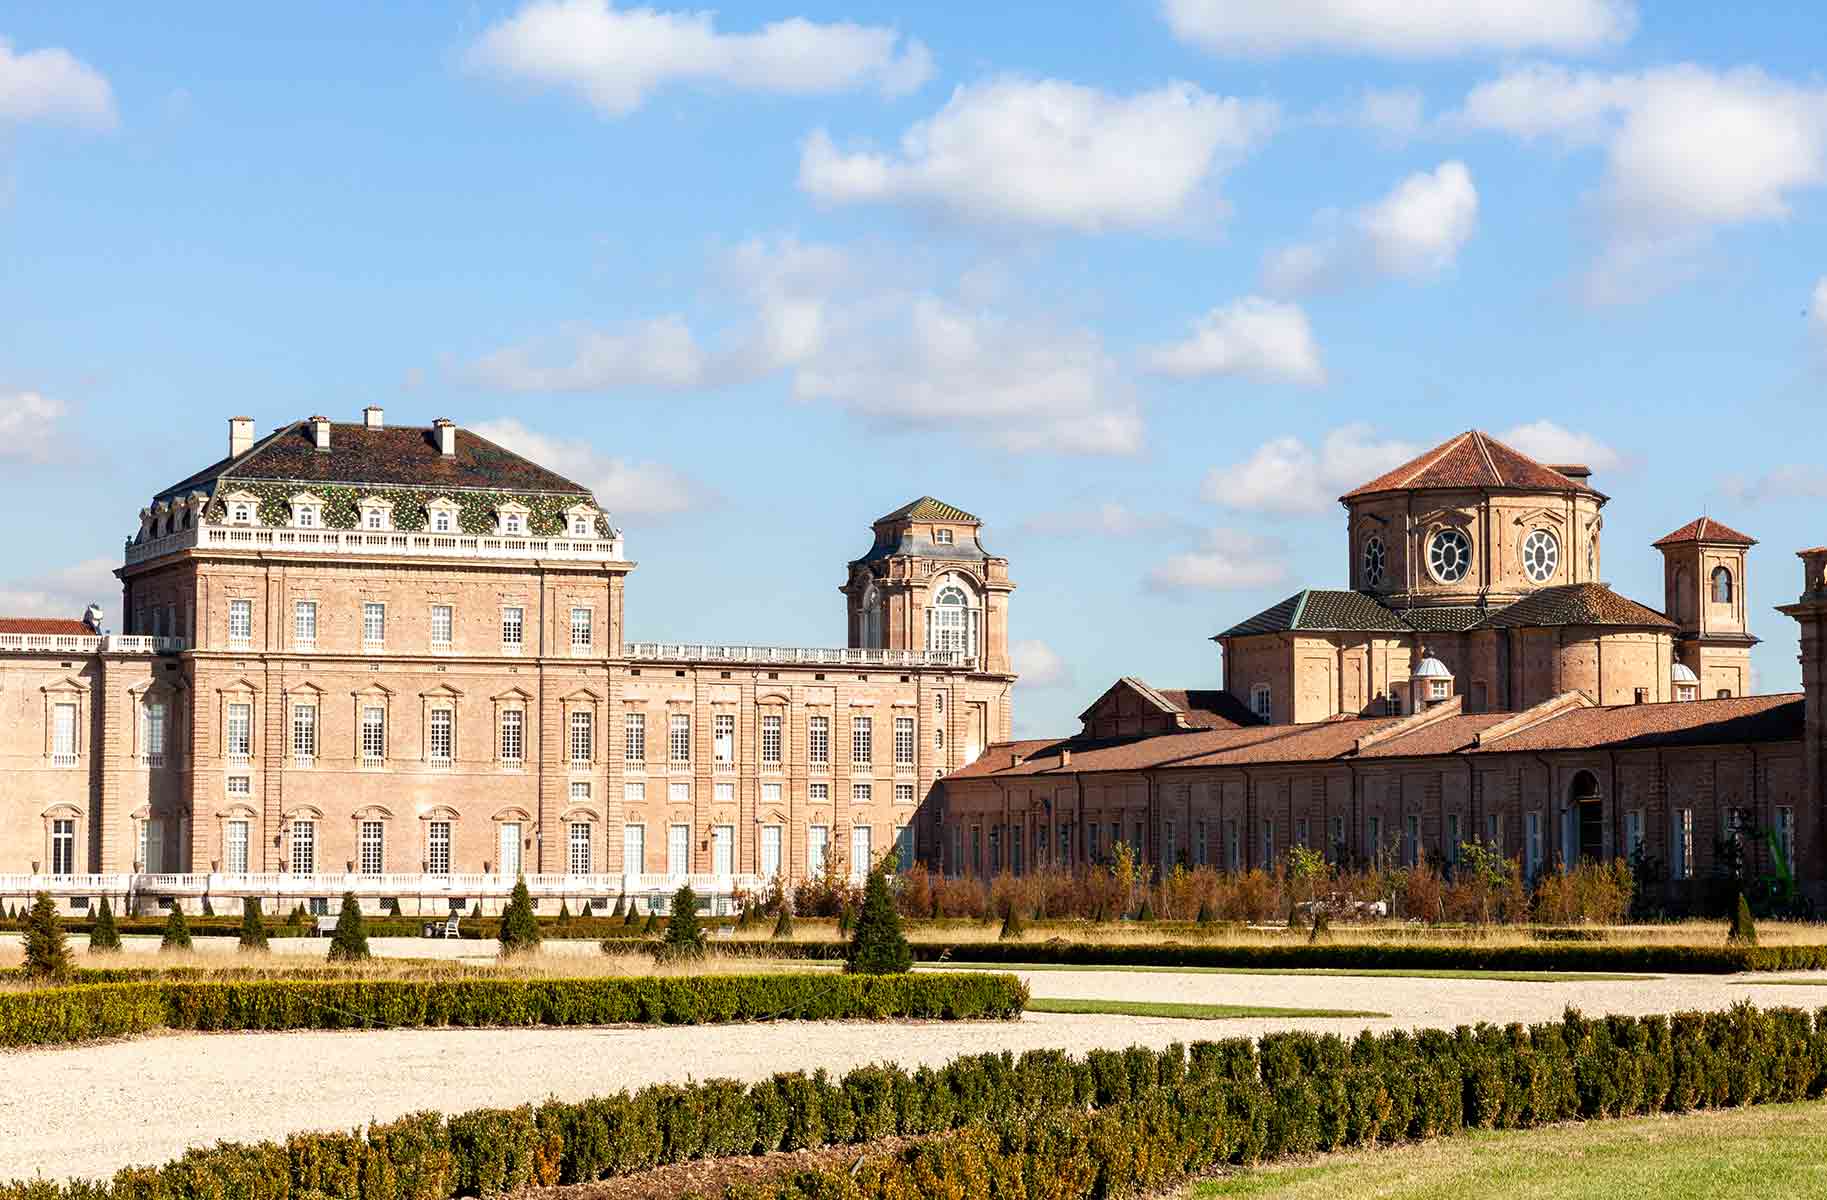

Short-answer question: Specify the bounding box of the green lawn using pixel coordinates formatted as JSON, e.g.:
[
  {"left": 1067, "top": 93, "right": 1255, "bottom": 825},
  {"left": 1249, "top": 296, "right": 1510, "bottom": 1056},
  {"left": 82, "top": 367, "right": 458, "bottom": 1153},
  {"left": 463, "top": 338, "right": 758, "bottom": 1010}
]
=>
[
  {"left": 1025, "top": 998, "right": 1386, "bottom": 1020},
  {"left": 1182, "top": 1100, "right": 1827, "bottom": 1199},
  {"left": 924, "top": 962, "right": 1656, "bottom": 983}
]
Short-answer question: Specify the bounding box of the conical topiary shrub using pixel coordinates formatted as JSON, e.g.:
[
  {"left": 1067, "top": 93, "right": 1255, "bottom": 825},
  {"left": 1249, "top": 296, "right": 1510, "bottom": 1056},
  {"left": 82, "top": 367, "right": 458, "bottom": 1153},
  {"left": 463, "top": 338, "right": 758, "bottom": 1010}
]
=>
[
  {"left": 1136, "top": 897, "right": 1156, "bottom": 922},
  {"left": 929, "top": 893, "right": 941, "bottom": 920},
  {"left": 998, "top": 901, "right": 1025, "bottom": 942},
  {"left": 611, "top": 894, "right": 625, "bottom": 919},
  {"left": 88, "top": 897, "right": 121, "bottom": 954},
  {"left": 837, "top": 905, "right": 853, "bottom": 937},
  {"left": 385, "top": 897, "right": 402, "bottom": 917},
  {"left": 470, "top": 900, "right": 483, "bottom": 921},
  {"left": 1309, "top": 906, "right": 1331, "bottom": 944},
  {"left": 327, "top": 893, "right": 370, "bottom": 962},
  {"left": 556, "top": 899, "right": 573, "bottom": 931},
  {"left": 498, "top": 876, "right": 542, "bottom": 957},
  {"left": 642, "top": 908, "right": 658, "bottom": 935},
  {"left": 201, "top": 896, "right": 215, "bottom": 918},
  {"left": 1195, "top": 899, "right": 1215, "bottom": 926},
  {"left": 1729, "top": 892, "right": 1758, "bottom": 945},
  {"left": 239, "top": 896, "right": 268, "bottom": 952},
  {"left": 653, "top": 884, "right": 705, "bottom": 963},
  {"left": 845, "top": 869, "right": 912, "bottom": 975},
  {"left": 286, "top": 903, "right": 306, "bottom": 929},
  {"left": 772, "top": 901, "right": 796, "bottom": 941},
  {"left": 22, "top": 891, "right": 73, "bottom": 983},
  {"left": 160, "top": 902, "right": 192, "bottom": 952},
  {"left": 623, "top": 899, "right": 641, "bottom": 927}
]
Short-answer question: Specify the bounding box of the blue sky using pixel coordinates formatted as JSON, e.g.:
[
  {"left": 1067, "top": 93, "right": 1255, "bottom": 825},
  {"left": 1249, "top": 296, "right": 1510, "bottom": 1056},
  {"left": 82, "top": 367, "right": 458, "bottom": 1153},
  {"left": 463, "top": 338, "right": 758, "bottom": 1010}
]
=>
[{"left": 3, "top": 1, "right": 1826, "bottom": 735}]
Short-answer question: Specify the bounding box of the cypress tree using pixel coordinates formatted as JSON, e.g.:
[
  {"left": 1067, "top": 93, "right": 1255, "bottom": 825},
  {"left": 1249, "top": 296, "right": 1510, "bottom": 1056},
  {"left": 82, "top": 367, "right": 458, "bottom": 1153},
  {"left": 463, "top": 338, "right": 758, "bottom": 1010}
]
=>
[
  {"left": 22, "top": 891, "right": 73, "bottom": 983},
  {"left": 286, "top": 903, "right": 306, "bottom": 929},
  {"left": 1195, "top": 899, "right": 1215, "bottom": 925},
  {"left": 470, "top": 900, "right": 483, "bottom": 921},
  {"left": 201, "top": 895, "right": 215, "bottom": 918},
  {"left": 1309, "top": 907, "right": 1331, "bottom": 944},
  {"left": 845, "top": 868, "right": 912, "bottom": 975},
  {"left": 654, "top": 884, "right": 705, "bottom": 962},
  {"left": 837, "top": 905, "right": 853, "bottom": 937},
  {"left": 160, "top": 902, "right": 192, "bottom": 952},
  {"left": 385, "top": 897, "right": 402, "bottom": 917},
  {"left": 998, "top": 901, "right": 1025, "bottom": 942},
  {"left": 238, "top": 896, "right": 268, "bottom": 952},
  {"left": 772, "top": 901, "right": 796, "bottom": 940},
  {"left": 1136, "top": 897, "right": 1156, "bottom": 922},
  {"left": 327, "top": 892, "right": 370, "bottom": 961},
  {"left": 1729, "top": 892, "right": 1758, "bottom": 945},
  {"left": 642, "top": 907, "right": 658, "bottom": 935},
  {"left": 498, "top": 877, "right": 542, "bottom": 957},
  {"left": 89, "top": 897, "right": 122, "bottom": 954},
  {"left": 611, "top": 894, "right": 625, "bottom": 919},
  {"left": 624, "top": 899, "right": 641, "bottom": 927},
  {"left": 929, "top": 892, "right": 941, "bottom": 920}
]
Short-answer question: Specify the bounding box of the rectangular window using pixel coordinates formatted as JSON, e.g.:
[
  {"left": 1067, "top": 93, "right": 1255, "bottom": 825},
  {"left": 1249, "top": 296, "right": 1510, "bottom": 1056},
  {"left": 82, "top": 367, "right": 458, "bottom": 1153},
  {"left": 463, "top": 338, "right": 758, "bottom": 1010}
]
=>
[
  {"left": 569, "top": 709, "right": 593, "bottom": 765},
  {"left": 426, "top": 821, "right": 451, "bottom": 874},
  {"left": 291, "top": 703, "right": 317, "bottom": 764},
  {"left": 569, "top": 823, "right": 592, "bottom": 875},
  {"left": 1672, "top": 808, "right": 1693, "bottom": 879},
  {"left": 429, "top": 708, "right": 454, "bottom": 763},
  {"left": 669, "top": 714, "right": 691, "bottom": 765},
  {"left": 361, "top": 706, "right": 386, "bottom": 766},
  {"left": 362, "top": 602, "right": 385, "bottom": 648},
  {"left": 851, "top": 715, "right": 872, "bottom": 765},
  {"left": 1486, "top": 812, "right": 1501, "bottom": 848},
  {"left": 430, "top": 604, "right": 453, "bottom": 648},
  {"left": 226, "top": 702, "right": 252, "bottom": 760},
  {"left": 762, "top": 781, "right": 781, "bottom": 811},
  {"left": 570, "top": 779, "right": 591, "bottom": 805},
  {"left": 570, "top": 606, "right": 592, "bottom": 654},
  {"left": 359, "top": 820, "right": 384, "bottom": 874},
  {"left": 809, "top": 824, "right": 831, "bottom": 876},
  {"left": 1164, "top": 820, "right": 1175, "bottom": 866},
  {"left": 501, "top": 606, "right": 524, "bottom": 651},
  {"left": 809, "top": 781, "right": 829, "bottom": 804},
  {"left": 290, "top": 819, "right": 315, "bottom": 874},
  {"left": 294, "top": 600, "right": 317, "bottom": 648},
  {"left": 1404, "top": 815, "right": 1420, "bottom": 867},
  {"left": 1525, "top": 812, "right": 1543, "bottom": 877},
  {"left": 498, "top": 822, "right": 522, "bottom": 877},
  {"left": 1060, "top": 823, "right": 1071, "bottom": 867},
  {"left": 1625, "top": 810, "right": 1644, "bottom": 858},
  {"left": 624, "top": 711, "right": 645, "bottom": 763},
  {"left": 141, "top": 817, "right": 156, "bottom": 873},
  {"left": 852, "top": 781, "right": 872, "bottom": 805},
  {"left": 667, "top": 823, "right": 690, "bottom": 876},
  {"left": 224, "top": 819, "right": 249, "bottom": 875},
  {"left": 228, "top": 598, "right": 252, "bottom": 646},
  {"left": 894, "top": 782, "right": 914, "bottom": 806},
  {"left": 622, "top": 823, "right": 645, "bottom": 873},
  {"left": 988, "top": 825, "right": 1001, "bottom": 873},
  {"left": 1227, "top": 819, "right": 1240, "bottom": 871},
  {"left": 894, "top": 716, "right": 915, "bottom": 766},
  {"left": 1250, "top": 683, "right": 1271, "bottom": 720},
  {"left": 50, "top": 818, "right": 74, "bottom": 876},
  {"left": 1297, "top": 817, "right": 1309, "bottom": 848},
  {"left": 1194, "top": 820, "right": 1207, "bottom": 867},
  {"left": 896, "top": 825, "right": 913, "bottom": 872},
  {"left": 1010, "top": 824, "right": 1023, "bottom": 876},
  {"left": 1262, "top": 818, "right": 1274, "bottom": 868},
  {"left": 1776, "top": 806, "right": 1795, "bottom": 869},
  {"left": 851, "top": 824, "right": 872, "bottom": 880},
  {"left": 41, "top": 665, "right": 80, "bottom": 747},
  {"left": 809, "top": 715, "right": 830, "bottom": 766},
  {"left": 1445, "top": 814, "right": 1459, "bottom": 863},
  {"left": 500, "top": 709, "right": 525, "bottom": 766},
  {"left": 711, "top": 824, "right": 734, "bottom": 875},
  {"left": 1367, "top": 816, "right": 1381, "bottom": 864},
  {"left": 761, "top": 714, "right": 782, "bottom": 767},
  {"left": 715, "top": 781, "right": 734, "bottom": 806},
  {"left": 761, "top": 824, "right": 783, "bottom": 878},
  {"left": 142, "top": 700, "right": 167, "bottom": 765},
  {"left": 713, "top": 713, "right": 734, "bottom": 764},
  {"left": 226, "top": 775, "right": 251, "bottom": 796},
  {"left": 1330, "top": 815, "right": 1345, "bottom": 857},
  {"left": 1088, "top": 821, "right": 1101, "bottom": 862},
  {"left": 669, "top": 781, "right": 689, "bottom": 806}
]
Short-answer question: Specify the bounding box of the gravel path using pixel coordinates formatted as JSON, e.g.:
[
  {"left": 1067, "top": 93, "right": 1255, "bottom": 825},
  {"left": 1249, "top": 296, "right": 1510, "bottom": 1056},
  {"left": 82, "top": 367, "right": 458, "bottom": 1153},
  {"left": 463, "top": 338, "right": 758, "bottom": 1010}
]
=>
[{"left": 9, "top": 966, "right": 1827, "bottom": 1182}]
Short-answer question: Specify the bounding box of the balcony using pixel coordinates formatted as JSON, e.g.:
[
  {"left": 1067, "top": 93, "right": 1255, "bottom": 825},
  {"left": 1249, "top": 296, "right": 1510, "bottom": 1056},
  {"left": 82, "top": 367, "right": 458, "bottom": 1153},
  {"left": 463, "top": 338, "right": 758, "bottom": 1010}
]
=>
[
  {"left": 0, "top": 633, "right": 185, "bottom": 655},
  {"left": 50, "top": 753, "right": 78, "bottom": 768},
  {"left": 125, "top": 523, "right": 627, "bottom": 567},
  {"left": 624, "top": 642, "right": 976, "bottom": 669}
]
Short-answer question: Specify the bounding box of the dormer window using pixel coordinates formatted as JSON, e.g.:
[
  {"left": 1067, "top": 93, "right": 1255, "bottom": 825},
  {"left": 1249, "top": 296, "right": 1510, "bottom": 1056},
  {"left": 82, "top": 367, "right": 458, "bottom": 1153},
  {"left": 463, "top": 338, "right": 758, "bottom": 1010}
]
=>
[
  {"left": 233, "top": 503, "right": 251, "bottom": 523},
  {"left": 494, "top": 501, "right": 532, "bottom": 537},
  {"left": 505, "top": 513, "right": 523, "bottom": 534},
  {"left": 426, "top": 498, "right": 458, "bottom": 535},
  {"left": 297, "top": 507, "right": 317, "bottom": 528},
  {"left": 573, "top": 517, "right": 590, "bottom": 536},
  {"left": 563, "top": 503, "right": 599, "bottom": 540},
  {"left": 223, "top": 491, "right": 260, "bottom": 526},
  {"left": 289, "top": 493, "right": 326, "bottom": 530},
  {"left": 934, "top": 528, "right": 954, "bottom": 546},
  {"left": 359, "top": 498, "right": 394, "bottom": 532}
]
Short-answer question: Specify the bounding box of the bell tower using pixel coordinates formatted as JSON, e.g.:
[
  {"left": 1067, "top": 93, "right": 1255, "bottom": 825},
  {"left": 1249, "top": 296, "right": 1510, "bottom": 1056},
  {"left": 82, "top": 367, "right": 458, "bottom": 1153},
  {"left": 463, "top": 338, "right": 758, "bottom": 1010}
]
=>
[
  {"left": 842, "top": 496, "right": 1014, "bottom": 675},
  {"left": 1655, "top": 517, "right": 1758, "bottom": 698}
]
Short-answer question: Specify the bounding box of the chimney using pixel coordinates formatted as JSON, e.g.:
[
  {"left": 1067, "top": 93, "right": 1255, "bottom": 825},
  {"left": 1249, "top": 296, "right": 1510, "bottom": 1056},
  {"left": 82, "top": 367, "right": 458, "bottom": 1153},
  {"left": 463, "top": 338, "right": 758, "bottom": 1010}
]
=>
[
  {"left": 1550, "top": 464, "right": 1592, "bottom": 484},
  {"left": 1011, "top": 751, "right": 1025, "bottom": 767},
  {"left": 362, "top": 405, "right": 384, "bottom": 429},
  {"left": 1059, "top": 748, "right": 1072, "bottom": 768},
  {"left": 434, "top": 417, "right": 456, "bottom": 457},
  {"left": 310, "top": 415, "right": 332, "bottom": 451},
  {"left": 228, "top": 416, "right": 255, "bottom": 459}
]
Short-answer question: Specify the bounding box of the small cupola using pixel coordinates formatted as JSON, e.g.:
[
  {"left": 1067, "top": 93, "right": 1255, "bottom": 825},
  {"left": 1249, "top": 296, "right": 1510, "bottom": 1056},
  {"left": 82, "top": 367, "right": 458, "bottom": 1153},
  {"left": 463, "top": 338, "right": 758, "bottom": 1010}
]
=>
[
  {"left": 1413, "top": 649, "right": 1454, "bottom": 707},
  {"left": 1671, "top": 661, "right": 1699, "bottom": 701}
]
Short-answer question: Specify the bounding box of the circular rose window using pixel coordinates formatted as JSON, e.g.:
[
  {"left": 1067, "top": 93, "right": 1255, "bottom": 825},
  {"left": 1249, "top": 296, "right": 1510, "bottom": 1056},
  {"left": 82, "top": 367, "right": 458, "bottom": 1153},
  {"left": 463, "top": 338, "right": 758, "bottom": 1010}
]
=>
[
  {"left": 1363, "top": 535, "right": 1386, "bottom": 587},
  {"left": 1522, "top": 529, "right": 1559, "bottom": 583},
  {"left": 1428, "top": 529, "right": 1472, "bottom": 583}
]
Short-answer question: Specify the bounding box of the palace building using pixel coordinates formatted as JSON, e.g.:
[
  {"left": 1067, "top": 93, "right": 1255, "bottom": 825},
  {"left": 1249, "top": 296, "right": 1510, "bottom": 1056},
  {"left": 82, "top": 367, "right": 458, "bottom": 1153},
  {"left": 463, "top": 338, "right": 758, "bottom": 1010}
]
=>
[
  {"left": 0, "top": 411, "right": 1013, "bottom": 913},
  {"left": 940, "top": 432, "right": 1827, "bottom": 906}
]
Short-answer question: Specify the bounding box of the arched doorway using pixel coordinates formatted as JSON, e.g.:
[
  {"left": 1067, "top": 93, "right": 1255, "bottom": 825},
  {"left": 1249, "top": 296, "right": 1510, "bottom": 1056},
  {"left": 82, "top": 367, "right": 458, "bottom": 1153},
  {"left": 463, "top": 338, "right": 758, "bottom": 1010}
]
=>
[{"left": 1569, "top": 770, "right": 1603, "bottom": 863}]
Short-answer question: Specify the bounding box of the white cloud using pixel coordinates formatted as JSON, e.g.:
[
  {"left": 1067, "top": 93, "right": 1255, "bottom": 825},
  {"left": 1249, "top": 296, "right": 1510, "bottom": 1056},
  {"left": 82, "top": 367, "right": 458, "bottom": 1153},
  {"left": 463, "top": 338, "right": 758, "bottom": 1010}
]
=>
[
  {"left": 471, "top": 418, "right": 712, "bottom": 516},
  {"left": 1457, "top": 64, "right": 1827, "bottom": 302},
  {"left": 0, "top": 557, "right": 118, "bottom": 625},
  {"left": 1811, "top": 277, "right": 1827, "bottom": 346},
  {"left": 1145, "top": 528, "right": 1288, "bottom": 592},
  {"left": 1356, "top": 86, "right": 1425, "bottom": 138},
  {"left": 1494, "top": 420, "right": 1623, "bottom": 473},
  {"left": 0, "top": 38, "right": 115, "bottom": 129},
  {"left": 466, "top": 0, "right": 930, "bottom": 117},
  {"left": 799, "top": 77, "right": 1277, "bottom": 232},
  {"left": 1019, "top": 503, "right": 1188, "bottom": 538},
  {"left": 471, "top": 316, "right": 709, "bottom": 392},
  {"left": 1143, "top": 297, "right": 1326, "bottom": 386},
  {"left": 1200, "top": 424, "right": 1420, "bottom": 514},
  {"left": 1264, "top": 161, "right": 1478, "bottom": 294},
  {"left": 0, "top": 391, "right": 69, "bottom": 462},
  {"left": 1013, "top": 639, "right": 1073, "bottom": 689},
  {"left": 1163, "top": 0, "right": 1635, "bottom": 58},
  {"left": 1720, "top": 464, "right": 1827, "bottom": 504}
]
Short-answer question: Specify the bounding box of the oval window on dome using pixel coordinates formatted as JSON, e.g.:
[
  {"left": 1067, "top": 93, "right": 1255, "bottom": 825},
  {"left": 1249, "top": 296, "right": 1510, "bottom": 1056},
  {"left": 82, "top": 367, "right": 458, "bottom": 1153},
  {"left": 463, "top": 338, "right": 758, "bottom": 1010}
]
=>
[
  {"left": 1522, "top": 529, "right": 1559, "bottom": 583},
  {"left": 1362, "top": 535, "right": 1386, "bottom": 588},
  {"left": 1428, "top": 528, "right": 1472, "bottom": 583}
]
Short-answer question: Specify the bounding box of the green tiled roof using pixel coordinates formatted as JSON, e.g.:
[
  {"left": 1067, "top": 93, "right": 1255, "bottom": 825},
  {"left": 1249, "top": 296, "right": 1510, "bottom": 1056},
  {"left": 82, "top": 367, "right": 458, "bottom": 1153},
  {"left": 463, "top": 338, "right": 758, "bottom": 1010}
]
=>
[
  {"left": 1218, "top": 589, "right": 1409, "bottom": 638},
  {"left": 878, "top": 496, "right": 980, "bottom": 524},
  {"left": 1475, "top": 584, "right": 1675, "bottom": 630},
  {"left": 1397, "top": 606, "right": 1491, "bottom": 633}
]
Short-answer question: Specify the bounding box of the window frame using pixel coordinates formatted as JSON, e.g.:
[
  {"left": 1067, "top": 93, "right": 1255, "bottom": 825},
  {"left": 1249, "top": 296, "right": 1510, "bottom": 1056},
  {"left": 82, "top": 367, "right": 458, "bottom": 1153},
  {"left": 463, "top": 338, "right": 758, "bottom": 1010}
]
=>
[{"left": 1427, "top": 527, "right": 1473, "bottom": 584}]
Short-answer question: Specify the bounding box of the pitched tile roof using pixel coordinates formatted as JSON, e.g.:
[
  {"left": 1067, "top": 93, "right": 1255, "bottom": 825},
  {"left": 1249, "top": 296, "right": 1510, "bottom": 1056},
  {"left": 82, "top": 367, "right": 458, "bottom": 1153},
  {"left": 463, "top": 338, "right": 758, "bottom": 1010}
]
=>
[
  {"left": 1653, "top": 516, "right": 1758, "bottom": 548},
  {"left": 876, "top": 496, "right": 980, "bottom": 524},
  {"left": 1153, "top": 688, "right": 1261, "bottom": 730},
  {"left": 154, "top": 421, "right": 593, "bottom": 503},
  {"left": 1394, "top": 605, "right": 1491, "bottom": 633},
  {"left": 1340, "top": 430, "right": 1601, "bottom": 502},
  {"left": 0, "top": 617, "right": 94, "bottom": 636},
  {"left": 1217, "top": 589, "right": 1409, "bottom": 638},
  {"left": 1472, "top": 693, "right": 1803, "bottom": 753},
  {"left": 1355, "top": 712, "right": 1513, "bottom": 758},
  {"left": 1475, "top": 583, "right": 1675, "bottom": 630}
]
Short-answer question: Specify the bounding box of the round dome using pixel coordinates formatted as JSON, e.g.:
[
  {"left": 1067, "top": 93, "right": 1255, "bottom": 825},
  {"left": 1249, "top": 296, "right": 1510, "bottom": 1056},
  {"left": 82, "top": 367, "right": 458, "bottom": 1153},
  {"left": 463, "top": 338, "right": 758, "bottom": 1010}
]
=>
[
  {"left": 1671, "top": 662, "right": 1699, "bottom": 684},
  {"left": 1413, "top": 655, "right": 1453, "bottom": 680}
]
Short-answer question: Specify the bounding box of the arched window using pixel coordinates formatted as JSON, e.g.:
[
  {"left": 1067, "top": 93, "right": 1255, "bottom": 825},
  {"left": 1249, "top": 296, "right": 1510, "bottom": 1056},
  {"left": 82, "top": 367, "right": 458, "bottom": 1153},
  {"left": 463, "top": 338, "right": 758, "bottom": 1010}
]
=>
[
  {"left": 860, "top": 583, "right": 884, "bottom": 649},
  {"left": 1711, "top": 566, "right": 1733, "bottom": 604},
  {"left": 925, "top": 579, "right": 980, "bottom": 659}
]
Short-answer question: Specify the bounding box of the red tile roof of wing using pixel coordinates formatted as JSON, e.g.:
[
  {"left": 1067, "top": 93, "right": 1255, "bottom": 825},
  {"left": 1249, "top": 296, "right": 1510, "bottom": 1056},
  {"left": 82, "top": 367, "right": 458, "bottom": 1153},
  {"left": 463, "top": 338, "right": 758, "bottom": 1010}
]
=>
[
  {"left": 1340, "top": 431, "right": 1600, "bottom": 501},
  {"left": 1153, "top": 688, "right": 1260, "bottom": 729},
  {"left": 0, "top": 618, "right": 93, "bottom": 635},
  {"left": 1471, "top": 693, "right": 1803, "bottom": 753},
  {"left": 1652, "top": 517, "right": 1758, "bottom": 547},
  {"left": 1356, "top": 712, "right": 1513, "bottom": 758}
]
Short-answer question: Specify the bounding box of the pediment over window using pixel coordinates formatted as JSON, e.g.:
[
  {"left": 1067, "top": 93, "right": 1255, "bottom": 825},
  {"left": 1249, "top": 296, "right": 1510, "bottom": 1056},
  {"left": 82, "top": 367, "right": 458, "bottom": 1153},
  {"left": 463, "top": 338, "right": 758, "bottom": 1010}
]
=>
[
  {"left": 1511, "top": 508, "right": 1569, "bottom": 530},
  {"left": 351, "top": 804, "right": 395, "bottom": 821},
  {"left": 490, "top": 805, "right": 533, "bottom": 823},
  {"left": 285, "top": 680, "right": 326, "bottom": 697},
  {"left": 352, "top": 682, "right": 396, "bottom": 698},
  {"left": 492, "top": 686, "right": 534, "bottom": 702},
  {"left": 216, "top": 677, "right": 261, "bottom": 695},
  {"left": 425, "top": 496, "right": 461, "bottom": 533},
  {"left": 222, "top": 491, "right": 262, "bottom": 526},
  {"left": 357, "top": 496, "right": 395, "bottom": 531},
  {"left": 215, "top": 802, "right": 258, "bottom": 819},
  {"left": 420, "top": 805, "right": 461, "bottom": 822},
  {"left": 288, "top": 492, "right": 327, "bottom": 529},
  {"left": 760, "top": 808, "right": 786, "bottom": 825},
  {"left": 40, "top": 803, "right": 82, "bottom": 820},
  {"left": 282, "top": 804, "right": 325, "bottom": 820},
  {"left": 560, "top": 806, "right": 599, "bottom": 823},
  {"left": 755, "top": 690, "right": 791, "bottom": 705},
  {"left": 1415, "top": 508, "right": 1473, "bottom": 531},
  {"left": 561, "top": 686, "right": 603, "bottom": 703},
  {"left": 421, "top": 683, "right": 465, "bottom": 699},
  {"left": 494, "top": 500, "right": 531, "bottom": 536},
  {"left": 40, "top": 677, "right": 88, "bottom": 696},
  {"left": 562, "top": 502, "right": 599, "bottom": 537}
]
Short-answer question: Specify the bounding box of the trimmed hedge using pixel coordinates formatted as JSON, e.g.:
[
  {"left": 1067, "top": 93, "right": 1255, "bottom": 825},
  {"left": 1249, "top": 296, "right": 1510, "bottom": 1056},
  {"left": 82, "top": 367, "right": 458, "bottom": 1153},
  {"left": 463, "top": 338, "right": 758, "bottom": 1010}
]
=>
[
  {"left": 0, "top": 972, "right": 1027, "bottom": 1048},
  {"left": 899, "top": 938, "right": 1827, "bottom": 974},
  {"left": 8, "top": 1001, "right": 1827, "bottom": 1199}
]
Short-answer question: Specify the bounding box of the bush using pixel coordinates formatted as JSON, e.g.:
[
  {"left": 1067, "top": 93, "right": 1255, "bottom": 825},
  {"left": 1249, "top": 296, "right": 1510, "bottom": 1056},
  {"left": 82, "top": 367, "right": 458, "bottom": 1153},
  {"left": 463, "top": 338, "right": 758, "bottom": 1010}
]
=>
[
  {"left": 159, "top": 903, "right": 191, "bottom": 952},
  {"left": 238, "top": 897, "right": 268, "bottom": 952},
  {"left": 610, "top": 894, "right": 625, "bottom": 919},
  {"left": 21, "top": 892, "right": 72, "bottom": 984},
  {"left": 88, "top": 898, "right": 120, "bottom": 954},
  {"left": 498, "top": 877, "right": 542, "bottom": 957},
  {"left": 1195, "top": 899, "right": 1215, "bottom": 925},
  {"left": 846, "top": 870, "right": 912, "bottom": 976},
  {"left": 1136, "top": 897, "right": 1155, "bottom": 922},
  {"left": 772, "top": 903, "right": 796, "bottom": 941},
  {"left": 1730, "top": 893, "right": 1758, "bottom": 945},
  {"left": 653, "top": 884, "right": 705, "bottom": 963},
  {"left": 327, "top": 893, "right": 370, "bottom": 962},
  {"left": 642, "top": 909, "right": 658, "bottom": 935},
  {"left": 1308, "top": 907, "right": 1330, "bottom": 944}
]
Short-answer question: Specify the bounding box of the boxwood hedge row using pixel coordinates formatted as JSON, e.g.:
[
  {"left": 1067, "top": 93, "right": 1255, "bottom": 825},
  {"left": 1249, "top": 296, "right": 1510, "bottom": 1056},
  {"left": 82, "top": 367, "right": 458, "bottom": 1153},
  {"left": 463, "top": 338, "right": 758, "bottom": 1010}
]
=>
[
  {"left": 4, "top": 1002, "right": 1823, "bottom": 1200},
  {"left": 0, "top": 972, "right": 1027, "bottom": 1048}
]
